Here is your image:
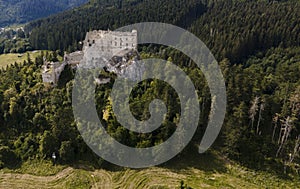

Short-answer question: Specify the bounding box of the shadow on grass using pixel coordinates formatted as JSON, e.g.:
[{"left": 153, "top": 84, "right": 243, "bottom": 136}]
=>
[
  {"left": 71, "top": 160, "right": 127, "bottom": 173},
  {"left": 160, "top": 149, "right": 227, "bottom": 173},
  {"left": 2, "top": 161, "right": 22, "bottom": 170},
  {"left": 72, "top": 145, "right": 228, "bottom": 174}
]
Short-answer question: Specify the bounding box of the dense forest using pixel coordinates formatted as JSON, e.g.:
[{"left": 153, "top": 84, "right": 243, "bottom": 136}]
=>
[
  {"left": 0, "top": 28, "right": 32, "bottom": 54},
  {"left": 26, "top": 0, "right": 300, "bottom": 63},
  {"left": 26, "top": 0, "right": 206, "bottom": 52},
  {"left": 0, "top": 0, "right": 299, "bottom": 176},
  {"left": 0, "top": 0, "right": 88, "bottom": 27}
]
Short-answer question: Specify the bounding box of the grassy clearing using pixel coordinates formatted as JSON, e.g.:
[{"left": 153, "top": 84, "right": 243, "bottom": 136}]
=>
[
  {"left": 0, "top": 50, "right": 63, "bottom": 69},
  {"left": 0, "top": 51, "right": 40, "bottom": 68},
  {"left": 0, "top": 152, "right": 299, "bottom": 188}
]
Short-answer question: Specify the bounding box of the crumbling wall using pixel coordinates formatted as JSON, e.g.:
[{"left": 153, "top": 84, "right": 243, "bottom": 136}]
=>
[
  {"left": 83, "top": 30, "right": 137, "bottom": 56},
  {"left": 42, "top": 30, "right": 139, "bottom": 85},
  {"left": 42, "top": 61, "right": 67, "bottom": 85},
  {"left": 64, "top": 51, "right": 84, "bottom": 66}
]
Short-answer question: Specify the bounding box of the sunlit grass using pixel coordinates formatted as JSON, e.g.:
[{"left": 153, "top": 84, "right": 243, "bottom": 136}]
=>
[
  {"left": 1, "top": 159, "right": 66, "bottom": 176},
  {"left": 0, "top": 50, "right": 63, "bottom": 69},
  {"left": 0, "top": 152, "right": 299, "bottom": 188}
]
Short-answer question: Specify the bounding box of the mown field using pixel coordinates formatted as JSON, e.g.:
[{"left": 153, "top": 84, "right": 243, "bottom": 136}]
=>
[
  {"left": 0, "top": 152, "right": 299, "bottom": 189},
  {"left": 0, "top": 51, "right": 40, "bottom": 68},
  {"left": 0, "top": 51, "right": 63, "bottom": 69}
]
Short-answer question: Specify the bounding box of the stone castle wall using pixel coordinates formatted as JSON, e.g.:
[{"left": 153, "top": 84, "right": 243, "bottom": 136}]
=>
[
  {"left": 42, "top": 61, "right": 66, "bottom": 85},
  {"left": 84, "top": 30, "right": 137, "bottom": 56},
  {"left": 42, "top": 30, "right": 138, "bottom": 85}
]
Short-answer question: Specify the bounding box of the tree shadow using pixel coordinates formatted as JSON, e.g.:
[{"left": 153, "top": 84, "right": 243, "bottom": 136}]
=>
[{"left": 160, "top": 149, "right": 227, "bottom": 173}]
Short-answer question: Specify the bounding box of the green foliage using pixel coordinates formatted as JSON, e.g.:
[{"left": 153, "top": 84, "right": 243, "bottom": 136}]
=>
[
  {"left": 221, "top": 47, "right": 300, "bottom": 170},
  {"left": 59, "top": 141, "right": 75, "bottom": 163},
  {"left": 0, "top": 146, "right": 20, "bottom": 168},
  {"left": 0, "top": 38, "right": 32, "bottom": 54},
  {"left": 190, "top": 1, "right": 300, "bottom": 63},
  {"left": 0, "top": 45, "right": 299, "bottom": 173},
  {"left": 26, "top": 0, "right": 206, "bottom": 52},
  {"left": 25, "top": 0, "right": 300, "bottom": 64},
  {"left": 39, "top": 131, "right": 58, "bottom": 158},
  {"left": 0, "top": 0, "right": 88, "bottom": 27},
  {"left": 0, "top": 0, "right": 299, "bottom": 178},
  {"left": 14, "top": 133, "right": 39, "bottom": 160}
]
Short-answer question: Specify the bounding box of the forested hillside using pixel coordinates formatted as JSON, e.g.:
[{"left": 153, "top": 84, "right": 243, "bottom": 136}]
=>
[
  {"left": 190, "top": 0, "right": 300, "bottom": 63},
  {"left": 0, "top": 0, "right": 88, "bottom": 27},
  {"left": 26, "top": 0, "right": 206, "bottom": 52},
  {"left": 26, "top": 0, "right": 300, "bottom": 63},
  {"left": 0, "top": 0, "right": 299, "bottom": 179}
]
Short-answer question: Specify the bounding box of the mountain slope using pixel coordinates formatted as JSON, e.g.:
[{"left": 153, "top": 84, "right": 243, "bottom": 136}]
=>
[
  {"left": 26, "top": 0, "right": 300, "bottom": 63},
  {"left": 0, "top": 0, "right": 88, "bottom": 27},
  {"left": 190, "top": 0, "right": 300, "bottom": 62},
  {"left": 26, "top": 0, "right": 206, "bottom": 52}
]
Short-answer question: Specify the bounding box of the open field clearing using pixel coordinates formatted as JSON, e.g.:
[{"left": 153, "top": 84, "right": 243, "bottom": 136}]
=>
[
  {"left": 0, "top": 51, "right": 63, "bottom": 68},
  {"left": 1, "top": 165, "right": 299, "bottom": 188},
  {"left": 0, "top": 154, "right": 299, "bottom": 189},
  {"left": 0, "top": 51, "right": 41, "bottom": 68}
]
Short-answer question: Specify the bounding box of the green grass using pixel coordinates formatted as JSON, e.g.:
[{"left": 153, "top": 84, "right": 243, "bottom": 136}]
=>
[
  {"left": 0, "top": 51, "right": 40, "bottom": 69},
  {"left": 1, "top": 159, "right": 67, "bottom": 176},
  {"left": 0, "top": 152, "right": 299, "bottom": 188},
  {"left": 0, "top": 51, "right": 63, "bottom": 69},
  {"left": 64, "top": 170, "right": 92, "bottom": 189}
]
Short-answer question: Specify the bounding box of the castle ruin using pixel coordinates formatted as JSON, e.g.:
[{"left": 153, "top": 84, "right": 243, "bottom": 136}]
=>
[
  {"left": 42, "top": 29, "right": 139, "bottom": 85},
  {"left": 84, "top": 29, "right": 137, "bottom": 54},
  {"left": 42, "top": 60, "right": 67, "bottom": 85}
]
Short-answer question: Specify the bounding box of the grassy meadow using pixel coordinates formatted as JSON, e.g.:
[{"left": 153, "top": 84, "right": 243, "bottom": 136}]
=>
[
  {"left": 0, "top": 152, "right": 299, "bottom": 189},
  {"left": 0, "top": 51, "right": 63, "bottom": 69}
]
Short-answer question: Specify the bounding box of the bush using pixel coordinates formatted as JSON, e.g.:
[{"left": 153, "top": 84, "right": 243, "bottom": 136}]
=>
[
  {"left": 59, "top": 141, "right": 75, "bottom": 163},
  {"left": 39, "top": 131, "right": 58, "bottom": 158},
  {"left": 0, "top": 146, "right": 20, "bottom": 168}
]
